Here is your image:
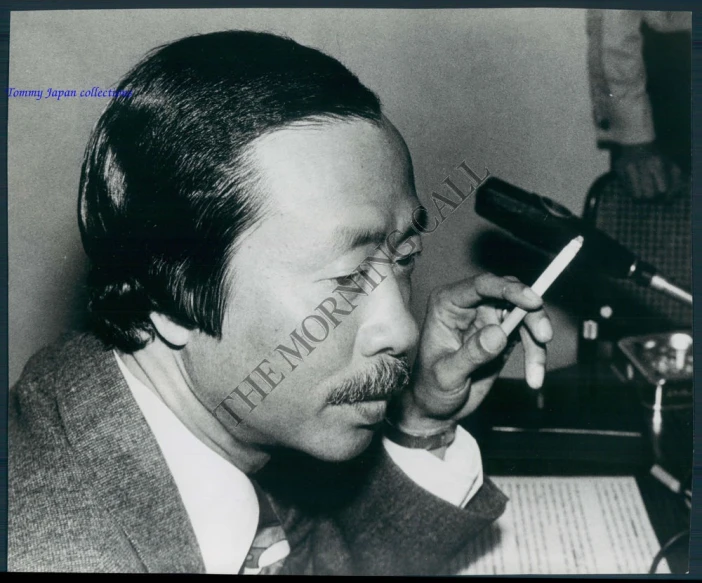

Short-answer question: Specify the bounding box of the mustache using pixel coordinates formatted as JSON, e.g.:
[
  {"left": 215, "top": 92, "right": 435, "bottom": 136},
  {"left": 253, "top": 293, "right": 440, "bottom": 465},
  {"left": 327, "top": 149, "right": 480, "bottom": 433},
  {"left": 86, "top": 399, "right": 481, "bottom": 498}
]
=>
[{"left": 325, "top": 356, "right": 411, "bottom": 406}]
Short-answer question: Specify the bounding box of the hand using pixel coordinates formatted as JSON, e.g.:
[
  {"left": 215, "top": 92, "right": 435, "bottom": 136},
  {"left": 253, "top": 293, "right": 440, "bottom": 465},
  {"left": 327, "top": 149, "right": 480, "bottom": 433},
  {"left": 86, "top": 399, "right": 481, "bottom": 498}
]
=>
[
  {"left": 612, "top": 142, "right": 683, "bottom": 200},
  {"left": 390, "top": 274, "right": 553, "bottom": 435}
]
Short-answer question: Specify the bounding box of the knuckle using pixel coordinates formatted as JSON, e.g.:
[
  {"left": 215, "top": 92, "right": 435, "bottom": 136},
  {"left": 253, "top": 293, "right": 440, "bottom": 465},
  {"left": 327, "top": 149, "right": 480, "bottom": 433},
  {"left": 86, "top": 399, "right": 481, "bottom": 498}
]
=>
[
  {"left": 470, "top": 274, "right": 490, "bottom": 295},
  {"left": 474, "top": 272, "right": 491, "bottom": 286}
]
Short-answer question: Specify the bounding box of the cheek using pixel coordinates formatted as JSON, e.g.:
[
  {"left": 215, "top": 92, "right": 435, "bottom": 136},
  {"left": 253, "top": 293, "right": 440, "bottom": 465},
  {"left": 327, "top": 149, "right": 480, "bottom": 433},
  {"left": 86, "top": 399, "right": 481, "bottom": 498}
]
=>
[
  {"left": 240, "top": 279, "right": 362, "bottom": 370},
  {"left": 294, "top": 299, "right": 362, "bottom": 374},
  {"left": 246, "top": 311, "right": 364, "bottom": 429},
  {"left": 220, "top": 282, "right": 310, "bottom": 368},
  {"left": 267, "top": 311, "right": 361, "bottom": 401},
  {"left": 398, "top": 275, "right": 413, "bottom": 304},
  {"left": 182, "top": 339, "right": 240, "bottom": 413},
  {"left": 200, "top": 282, "right": 359, "bottom": 411}
]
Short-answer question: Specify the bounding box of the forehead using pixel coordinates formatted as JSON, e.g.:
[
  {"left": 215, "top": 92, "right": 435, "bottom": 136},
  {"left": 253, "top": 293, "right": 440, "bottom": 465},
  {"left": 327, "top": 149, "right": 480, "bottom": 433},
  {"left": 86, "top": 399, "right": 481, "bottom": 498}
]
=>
[{"left": 243, "top": 118, "right": 419, "bottom": 269}]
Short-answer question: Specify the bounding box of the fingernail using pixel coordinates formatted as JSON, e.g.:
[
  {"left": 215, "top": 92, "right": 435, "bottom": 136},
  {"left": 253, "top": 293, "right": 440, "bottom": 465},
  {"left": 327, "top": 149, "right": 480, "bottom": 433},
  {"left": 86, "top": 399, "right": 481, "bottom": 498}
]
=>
[
  {"left": 527, "top": 364, "right": 545, "bottom": 389},
  {"left": 522, "top": 287, "right": 541, "bottom": 303},
  {"left": 480, "top": 326, "right": 506, "bottom": 354},
  {"left": 538, "top": 319, "right": 553, "bottom": 340}
]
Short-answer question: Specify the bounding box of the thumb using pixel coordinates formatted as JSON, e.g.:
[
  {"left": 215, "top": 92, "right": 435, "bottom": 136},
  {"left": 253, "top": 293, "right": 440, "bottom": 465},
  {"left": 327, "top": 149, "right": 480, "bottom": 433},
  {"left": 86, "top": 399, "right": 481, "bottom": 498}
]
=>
[{"left": 441, "top": 325, "right": 508, "bottom": 385}]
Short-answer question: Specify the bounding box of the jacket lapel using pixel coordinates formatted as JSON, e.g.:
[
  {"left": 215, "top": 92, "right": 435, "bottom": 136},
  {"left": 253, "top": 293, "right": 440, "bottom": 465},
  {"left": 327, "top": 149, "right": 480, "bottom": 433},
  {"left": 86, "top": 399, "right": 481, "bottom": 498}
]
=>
[{"left": 57, "top": 335, "right": 205, "bottom": 573}]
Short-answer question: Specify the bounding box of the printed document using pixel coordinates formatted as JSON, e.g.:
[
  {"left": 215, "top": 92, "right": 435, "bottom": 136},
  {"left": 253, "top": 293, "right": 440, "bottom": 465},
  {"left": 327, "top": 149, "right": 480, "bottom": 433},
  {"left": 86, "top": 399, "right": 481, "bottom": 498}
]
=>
[{"left": 453, "top": 476, "right": 670, "bottom": 575}]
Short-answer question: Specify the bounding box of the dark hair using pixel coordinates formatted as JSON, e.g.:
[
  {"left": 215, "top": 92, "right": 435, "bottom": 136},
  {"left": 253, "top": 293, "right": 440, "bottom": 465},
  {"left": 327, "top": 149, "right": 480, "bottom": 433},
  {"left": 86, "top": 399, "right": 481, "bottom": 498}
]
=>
[{"left": 79, "top": 30, "right": 382, "bottom": 352}]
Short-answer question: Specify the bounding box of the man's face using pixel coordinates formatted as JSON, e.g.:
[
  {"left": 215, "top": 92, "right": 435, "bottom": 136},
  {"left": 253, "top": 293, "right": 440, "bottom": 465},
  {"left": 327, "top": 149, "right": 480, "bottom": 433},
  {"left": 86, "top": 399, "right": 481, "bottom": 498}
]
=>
[{"left": 182, "top": 118, "right": 422, "bottom": 461}]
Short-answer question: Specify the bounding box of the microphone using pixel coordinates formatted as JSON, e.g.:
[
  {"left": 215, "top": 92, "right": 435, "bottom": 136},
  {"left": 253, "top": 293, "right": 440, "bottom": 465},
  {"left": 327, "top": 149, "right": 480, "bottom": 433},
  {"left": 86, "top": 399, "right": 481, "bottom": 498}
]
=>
[{"left": 474, "top": 176, "right": 692, "bottom": 306}]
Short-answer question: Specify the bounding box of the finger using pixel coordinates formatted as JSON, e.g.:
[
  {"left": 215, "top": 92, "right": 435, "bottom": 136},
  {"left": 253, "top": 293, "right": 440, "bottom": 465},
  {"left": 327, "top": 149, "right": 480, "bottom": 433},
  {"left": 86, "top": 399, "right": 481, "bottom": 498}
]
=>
[
  {"left": 519, "top": 325, "right": 547, "bottom": 389},
  {"left": 441, "top": 324, "right": 507, "bottom": 385},
  {"left": 638, "top": 164, "right": 655, "bottom": 200},
  {"left": 626, "top": 164, "right": 642, "bottom": 199},
  {"left": 522, "top": 309, "right": 553, "bottom": 344},
  {"left": 495, "top": 275, "right": 521, "bottom": 311},
  {"left": 453, "top": 303, "right": 498, "bottom": 333},
  {"left": 668, "top": 163, "right": 683, "bottom": 198},
  {"left": 649, "top": 156, "right": 667, "bottom": 193},
  {"left": 439, "top": 274, "right": 543, "bottom": 311},
  {"left": 476, "top": 303, "right": 501, "bottom": 326}
]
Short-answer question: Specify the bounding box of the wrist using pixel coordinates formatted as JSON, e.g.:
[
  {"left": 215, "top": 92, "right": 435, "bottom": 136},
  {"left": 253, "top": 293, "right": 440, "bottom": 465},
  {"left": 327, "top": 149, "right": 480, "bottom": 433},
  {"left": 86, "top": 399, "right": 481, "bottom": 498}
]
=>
[
  {"left": 387, "top": 390, "right": 457, "bottom": 435},
  {"left": 611, "top": 141, "right": 657, "bottom": 161},
  {"left": 383, "top": 417, "right": 457, "bottom": 451}
]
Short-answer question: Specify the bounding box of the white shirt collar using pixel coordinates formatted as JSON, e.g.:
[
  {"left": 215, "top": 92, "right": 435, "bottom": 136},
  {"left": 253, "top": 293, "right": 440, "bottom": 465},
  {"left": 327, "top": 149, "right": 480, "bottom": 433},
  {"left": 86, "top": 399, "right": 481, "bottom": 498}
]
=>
[{"left": 114, "top": 351, "right": 259, "bottom": 574}]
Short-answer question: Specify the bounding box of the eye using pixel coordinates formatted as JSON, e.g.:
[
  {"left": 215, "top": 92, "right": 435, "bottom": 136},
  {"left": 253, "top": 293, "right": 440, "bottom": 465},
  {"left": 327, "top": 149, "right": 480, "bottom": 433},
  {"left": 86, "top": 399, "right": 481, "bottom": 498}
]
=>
[
  {"left": 333, "top": 273, "right": 356, "bottom": 286},
  {"left": 330, "top": 251, "right": 422, "bottom": 287},
  {"left": 333, "top": 267, "right": 369, "bottom": 287}
]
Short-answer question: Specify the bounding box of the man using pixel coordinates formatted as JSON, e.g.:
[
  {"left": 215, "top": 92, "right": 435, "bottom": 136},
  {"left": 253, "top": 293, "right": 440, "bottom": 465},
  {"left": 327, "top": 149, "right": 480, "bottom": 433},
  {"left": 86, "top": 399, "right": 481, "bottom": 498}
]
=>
[
  {"left": 9, "top": 30, "right": 552, "bottom": 574},
  {"left": 587, "top": 9, "right": 691, "bottom": 200}
]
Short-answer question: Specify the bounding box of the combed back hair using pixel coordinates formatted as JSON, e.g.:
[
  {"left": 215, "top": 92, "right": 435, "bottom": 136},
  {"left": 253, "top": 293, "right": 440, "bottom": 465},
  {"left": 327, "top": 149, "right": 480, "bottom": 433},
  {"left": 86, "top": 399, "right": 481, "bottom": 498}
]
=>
[{"left": 79, "top": 30, "right": 382, "bottom": 352}]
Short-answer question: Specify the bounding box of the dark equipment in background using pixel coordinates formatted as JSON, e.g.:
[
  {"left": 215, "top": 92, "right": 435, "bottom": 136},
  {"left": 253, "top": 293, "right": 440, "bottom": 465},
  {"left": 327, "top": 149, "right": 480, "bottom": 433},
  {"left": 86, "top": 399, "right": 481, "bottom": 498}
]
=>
[
  {"left": 578, "top": 172, "right": 693, "bottom": 526},
  {"left": 474, "top": 176, "right": 692, "bottom": 307},
  {"left": 473, "top": 173, "right": 692, "bottom": 404},
  {"left": 578, "top": 171, "right": 692, "bottom": 357},
  {"left": 469, "top": 173, "right": 692, "bottom": 574}
]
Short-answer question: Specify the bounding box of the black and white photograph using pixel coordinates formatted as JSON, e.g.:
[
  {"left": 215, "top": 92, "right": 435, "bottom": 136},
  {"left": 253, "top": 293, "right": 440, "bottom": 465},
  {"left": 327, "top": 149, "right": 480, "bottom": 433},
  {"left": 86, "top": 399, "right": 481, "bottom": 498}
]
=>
[{"left": 6, "top": 6, "right": 693, "bottom": 574}]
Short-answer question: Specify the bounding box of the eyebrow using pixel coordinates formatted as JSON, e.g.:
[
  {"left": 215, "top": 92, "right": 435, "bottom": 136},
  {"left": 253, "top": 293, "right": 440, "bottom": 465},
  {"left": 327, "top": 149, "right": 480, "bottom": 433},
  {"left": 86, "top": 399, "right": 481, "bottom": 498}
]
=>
[
  {"left": 331, "top": 226, "right": 388, "bottom": 254},
  {"left": 331, "top": 218, "right": 422, "bottom": 255}
]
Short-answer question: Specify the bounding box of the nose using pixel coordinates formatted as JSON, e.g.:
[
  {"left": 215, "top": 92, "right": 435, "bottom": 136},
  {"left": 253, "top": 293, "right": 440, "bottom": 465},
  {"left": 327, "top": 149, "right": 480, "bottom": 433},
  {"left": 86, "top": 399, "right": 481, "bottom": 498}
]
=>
[{"left": 356, "top": 274, "right": 419, "bottom": 359}]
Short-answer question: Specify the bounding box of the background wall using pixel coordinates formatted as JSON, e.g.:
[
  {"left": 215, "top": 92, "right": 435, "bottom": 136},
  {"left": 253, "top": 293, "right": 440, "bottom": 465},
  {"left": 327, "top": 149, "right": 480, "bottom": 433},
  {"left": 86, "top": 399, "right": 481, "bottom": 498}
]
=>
[{"left": 9, "top": 8, "right": 609, "bottom": 385}]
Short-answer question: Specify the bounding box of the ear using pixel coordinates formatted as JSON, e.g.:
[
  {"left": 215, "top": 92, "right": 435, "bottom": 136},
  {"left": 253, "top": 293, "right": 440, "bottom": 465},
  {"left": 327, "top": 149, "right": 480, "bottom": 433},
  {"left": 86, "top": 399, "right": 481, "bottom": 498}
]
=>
[{"left": 149, "top": 313, "right": 192, "bottom": 348}]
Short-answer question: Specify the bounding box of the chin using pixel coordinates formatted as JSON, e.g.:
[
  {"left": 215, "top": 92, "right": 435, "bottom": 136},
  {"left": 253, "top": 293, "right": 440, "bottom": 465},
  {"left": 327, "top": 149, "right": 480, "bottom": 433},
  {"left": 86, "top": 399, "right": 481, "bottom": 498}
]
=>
[{"left": 303, "top": 426, "right": 376, "bottom": 462}]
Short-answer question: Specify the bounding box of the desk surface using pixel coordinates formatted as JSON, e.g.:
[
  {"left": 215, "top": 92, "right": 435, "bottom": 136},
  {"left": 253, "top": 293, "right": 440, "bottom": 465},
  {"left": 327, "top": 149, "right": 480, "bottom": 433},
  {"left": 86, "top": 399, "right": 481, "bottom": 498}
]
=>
[{"left": 464, "top": 365, "right": 692, "bottom": 574}]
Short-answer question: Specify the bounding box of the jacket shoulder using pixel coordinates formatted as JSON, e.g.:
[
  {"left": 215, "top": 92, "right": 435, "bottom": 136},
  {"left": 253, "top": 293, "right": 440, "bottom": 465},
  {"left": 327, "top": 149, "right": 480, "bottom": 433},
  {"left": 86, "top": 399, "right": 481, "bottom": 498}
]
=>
[
  {"left": 8, "top": 333, "right": 139, "bottom": 572},
  {"left": 12, "top": 332, "right": 111, "bottom": 395}
]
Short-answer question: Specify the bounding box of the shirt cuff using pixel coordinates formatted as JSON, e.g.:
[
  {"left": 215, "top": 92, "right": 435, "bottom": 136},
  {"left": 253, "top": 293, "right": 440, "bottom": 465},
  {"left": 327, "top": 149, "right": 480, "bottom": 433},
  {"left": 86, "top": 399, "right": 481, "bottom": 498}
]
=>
[
  {"left": 382, "top": 425, "right": 484, "bottom": 508},
  {"left": 596, "top": 99, "right": 655, "bottom": 146}
]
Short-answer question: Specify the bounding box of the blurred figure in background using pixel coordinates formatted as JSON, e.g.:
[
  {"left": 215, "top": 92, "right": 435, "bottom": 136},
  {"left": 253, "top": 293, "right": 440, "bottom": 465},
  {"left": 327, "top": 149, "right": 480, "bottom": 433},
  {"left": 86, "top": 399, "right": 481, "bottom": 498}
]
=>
[{"left": 587, "top": 10, "right": 691, "bottom": 200}]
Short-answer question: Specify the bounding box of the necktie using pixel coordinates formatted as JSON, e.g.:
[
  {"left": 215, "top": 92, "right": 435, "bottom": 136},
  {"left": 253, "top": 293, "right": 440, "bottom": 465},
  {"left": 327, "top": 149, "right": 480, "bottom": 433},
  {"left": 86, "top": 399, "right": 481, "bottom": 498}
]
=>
[{"left": 240, "top": 482, "right": 290, "bottom": 575}]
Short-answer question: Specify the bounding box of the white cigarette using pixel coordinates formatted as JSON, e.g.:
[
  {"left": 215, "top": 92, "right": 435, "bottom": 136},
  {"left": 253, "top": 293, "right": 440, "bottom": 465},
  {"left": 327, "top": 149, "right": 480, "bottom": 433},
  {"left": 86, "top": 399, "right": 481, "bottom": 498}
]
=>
[{"left": 500, "top": 235, "right": 584, "bottom": 336}]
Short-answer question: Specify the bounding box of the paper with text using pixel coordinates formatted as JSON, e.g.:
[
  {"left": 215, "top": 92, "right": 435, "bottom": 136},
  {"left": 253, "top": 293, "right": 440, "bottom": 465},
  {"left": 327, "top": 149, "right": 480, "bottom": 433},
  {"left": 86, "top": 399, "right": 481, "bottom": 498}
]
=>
[{"left": 454, "top": 476, "right": 670, "bottom": 575}]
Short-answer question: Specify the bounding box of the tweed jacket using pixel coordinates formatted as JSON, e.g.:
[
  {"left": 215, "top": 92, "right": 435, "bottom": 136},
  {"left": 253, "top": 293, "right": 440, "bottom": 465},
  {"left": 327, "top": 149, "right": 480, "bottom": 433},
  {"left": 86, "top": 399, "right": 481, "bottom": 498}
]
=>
[{"left": 8, "top": 333, "right": 507, "bottom": 574}]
